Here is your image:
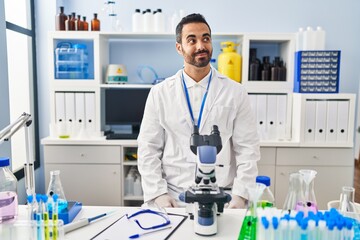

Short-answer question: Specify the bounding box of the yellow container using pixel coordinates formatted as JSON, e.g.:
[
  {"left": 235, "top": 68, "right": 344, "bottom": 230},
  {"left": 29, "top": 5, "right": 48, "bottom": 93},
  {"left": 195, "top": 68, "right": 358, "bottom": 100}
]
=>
[{"left": 218, "top": 41, "right": 242, "bottom": 83}]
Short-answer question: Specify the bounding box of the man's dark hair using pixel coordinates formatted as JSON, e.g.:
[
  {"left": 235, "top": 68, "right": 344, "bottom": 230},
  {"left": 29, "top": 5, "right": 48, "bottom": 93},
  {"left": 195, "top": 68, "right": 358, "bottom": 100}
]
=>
[{"left": 176, "top": 13, "right": 211, "bottom": 43}]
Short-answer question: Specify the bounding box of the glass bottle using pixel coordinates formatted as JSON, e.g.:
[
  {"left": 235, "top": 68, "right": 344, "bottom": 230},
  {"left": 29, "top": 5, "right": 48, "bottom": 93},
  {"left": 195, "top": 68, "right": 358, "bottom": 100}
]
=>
[
  {"left": 249, "top": 48, "right": 261, "bottom": 81},
  {"left": 339, "top": 186, "right": 357, "bottom": 213},
  {"left": 299, "top": 169, "right": 318, "bottom": 214},
  {"left": 65, "top": 14, "right": 72, "bottom": 31},
  {"left": 76, "top": 14, "right": 83, "bottom": 31},
  {"left": 91, "top": 13, "right": 100, "bottom": 31},
  {"left": 283, "top": 172, "right": 305, "bottom": 214},
  {"left": 261, "top": 56, "right": 271, "bottom": 81},
  {"left": 46, "top": 170, "right": 68, "bottom": 213},
  {"left": 82, "top": 16, "right": 89, "bottom": 31},
  {"left": 0, "top": 157, "right": 18, "bottom": 222},
  {"left": 256, "top": 176, "right": 275, "bottom": 208},
  {"left": 278, "top": 60, "right": 287, "bottom": 81},
  {"left": 68, "top": 12, "right": 76, "bottom": 31},
  {"left": 55, "top": 6, "right": 67, "bottom": 31},
  {"left": 271, "top": 57, "right": 281, "bottom": 81}
]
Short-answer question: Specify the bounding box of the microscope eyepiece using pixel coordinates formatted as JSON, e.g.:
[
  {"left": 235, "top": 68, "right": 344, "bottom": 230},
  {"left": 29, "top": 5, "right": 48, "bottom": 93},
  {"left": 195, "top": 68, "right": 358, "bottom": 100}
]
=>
[{"left": 211, "top": 125, "right": 220, "bottom": 135}]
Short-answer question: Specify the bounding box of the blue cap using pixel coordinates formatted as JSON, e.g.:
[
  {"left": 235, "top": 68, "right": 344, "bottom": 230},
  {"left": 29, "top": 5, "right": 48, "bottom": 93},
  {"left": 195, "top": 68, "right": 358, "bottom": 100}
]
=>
[
  {"left": 0, "top": 157, "right": 10, "bottom": 167},
  {"left": 256, "top": 176, "right": 270, "bottom": 187}
]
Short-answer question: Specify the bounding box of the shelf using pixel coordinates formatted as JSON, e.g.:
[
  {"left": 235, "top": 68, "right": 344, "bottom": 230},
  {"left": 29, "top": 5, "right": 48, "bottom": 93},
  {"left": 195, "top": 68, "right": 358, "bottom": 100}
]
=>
[
  {"left": 100, "top": 84, "right": 153, "bottom": 89},
  {"left": 123, "top": 195, "right": 143, "bottom": 201},
  {"left": 123, "top": 161, "right": 137, "bottom": 166}
]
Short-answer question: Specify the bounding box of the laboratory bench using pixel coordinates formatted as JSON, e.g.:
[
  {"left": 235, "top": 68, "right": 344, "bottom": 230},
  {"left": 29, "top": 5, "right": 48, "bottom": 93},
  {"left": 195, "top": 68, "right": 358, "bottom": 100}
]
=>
[
  {"left": 41, "top": 137, "right": 354, "bottom": 210},
  {"left": 14, "top": 205, "right": 245, "bottom": 239}
]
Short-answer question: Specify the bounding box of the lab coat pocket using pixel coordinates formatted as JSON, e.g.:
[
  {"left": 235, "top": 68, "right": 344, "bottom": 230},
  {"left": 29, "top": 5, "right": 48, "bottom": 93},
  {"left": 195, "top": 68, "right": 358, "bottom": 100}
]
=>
[{"left": 207, "top": 106, "right": 235, "bottom": 136}]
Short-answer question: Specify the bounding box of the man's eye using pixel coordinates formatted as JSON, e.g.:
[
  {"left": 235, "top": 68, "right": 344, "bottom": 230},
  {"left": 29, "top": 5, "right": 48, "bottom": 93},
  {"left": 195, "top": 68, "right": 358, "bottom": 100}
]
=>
[
  {"left": 188, "top": 39, "right": 195, "bottom": 44},
  {"left": 203, "top": 37, "right": 211, "bottom": 42}
]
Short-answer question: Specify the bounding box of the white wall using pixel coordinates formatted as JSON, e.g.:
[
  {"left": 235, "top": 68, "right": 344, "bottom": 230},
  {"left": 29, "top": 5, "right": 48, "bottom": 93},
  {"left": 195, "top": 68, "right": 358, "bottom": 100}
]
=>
[{"left": 34, "top": 0, "right": 360, "bottom": 193}]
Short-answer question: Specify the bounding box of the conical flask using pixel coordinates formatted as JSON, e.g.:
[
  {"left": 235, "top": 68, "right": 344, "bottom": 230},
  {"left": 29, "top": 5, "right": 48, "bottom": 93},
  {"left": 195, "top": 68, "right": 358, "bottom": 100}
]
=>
[
  {"left": 299, "top": 169, "right": 318, "bottom": 213},
  {"left": 339, "top": 186, "right": 357, "bottom": 213},
  {"left": 282, "top": 172, "right": 306, "bottom": 213},
  {"left": 238, "top": 182, "right": 266, "bottom": 240},
  {"left": 47, "top": 170, "right": 68, "bottom": 212}
]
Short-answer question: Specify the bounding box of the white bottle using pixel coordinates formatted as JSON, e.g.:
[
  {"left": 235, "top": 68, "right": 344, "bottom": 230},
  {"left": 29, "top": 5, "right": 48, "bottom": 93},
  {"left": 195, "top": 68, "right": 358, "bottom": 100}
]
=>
[
  {"left": 154, "top": 9, "right": 165, "bottom": 33},
  {"left": 132, "top": 9, "right": 142, "bottom": 32},
  {"left": 315, "top": 26, "right": 326, "bottom": 50},
  {"left": 125, "top": 172, "right": 134, "bottom": 196},
  {"left": 296, "top": 27, "right": 304, "bottom": 51},
  {"left": 143, "top": 9, "right": 153, "bottom": 32},
  {"left": 133, "top": 176, "right": 143, "bottom": 196},
  {"left": 171, "top": 12, "right": 180, "bottom": 33},
  {"left": 303, "top": 26, "right": 316, "bottom": 50}
]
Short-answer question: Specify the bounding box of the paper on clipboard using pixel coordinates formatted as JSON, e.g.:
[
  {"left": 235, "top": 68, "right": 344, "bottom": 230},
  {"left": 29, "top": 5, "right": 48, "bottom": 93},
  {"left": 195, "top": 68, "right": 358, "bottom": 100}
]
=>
[{"left": 91, "top": 209, "right": 187, "bottom": 240}]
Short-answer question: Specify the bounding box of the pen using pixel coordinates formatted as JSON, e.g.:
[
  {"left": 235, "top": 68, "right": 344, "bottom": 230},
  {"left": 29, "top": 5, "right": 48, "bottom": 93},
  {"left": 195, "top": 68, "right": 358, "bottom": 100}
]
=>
[
  {"left": 129, "top": 225, "right": 172, "bottom": 239},
  {"left": 64, "top": 211, "right": 115, "bottom": 233}
]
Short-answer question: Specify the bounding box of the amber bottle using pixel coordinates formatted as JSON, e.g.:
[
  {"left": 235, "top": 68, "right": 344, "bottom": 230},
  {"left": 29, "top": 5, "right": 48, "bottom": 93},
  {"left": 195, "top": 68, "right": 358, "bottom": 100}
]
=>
[
  {"left": 82, "top": 16, "right": 89, "bottom": 31},
  {"left": 55, "top": 6, "right": 67, "bottom": 31},
  {"left": 91, "top": 13, "right": 100, "bottom": 31},
  {"left": 76, "top": 15, "right": 83, "bottom": 31}
]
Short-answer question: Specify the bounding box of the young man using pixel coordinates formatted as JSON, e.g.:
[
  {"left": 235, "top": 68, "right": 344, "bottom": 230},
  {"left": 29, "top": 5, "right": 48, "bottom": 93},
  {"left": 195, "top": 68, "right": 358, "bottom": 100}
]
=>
[{"left": 137, "top": 13, "right": 260, "bottom": 208}]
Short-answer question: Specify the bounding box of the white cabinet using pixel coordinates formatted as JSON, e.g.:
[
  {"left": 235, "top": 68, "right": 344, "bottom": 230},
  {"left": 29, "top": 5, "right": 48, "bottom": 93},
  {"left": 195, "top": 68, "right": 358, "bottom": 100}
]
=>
[
  {"left": 274, "top": 147, "right": 353, "bottom": 209},
  {"left": 43, "top": 144, "right": 122, "bottom": 206}
]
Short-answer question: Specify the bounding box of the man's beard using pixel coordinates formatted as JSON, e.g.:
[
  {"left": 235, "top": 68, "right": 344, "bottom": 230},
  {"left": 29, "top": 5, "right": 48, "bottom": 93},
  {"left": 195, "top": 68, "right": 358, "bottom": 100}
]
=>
[{"left": 184, "top": 49, "right": 212, "bottom": 68}]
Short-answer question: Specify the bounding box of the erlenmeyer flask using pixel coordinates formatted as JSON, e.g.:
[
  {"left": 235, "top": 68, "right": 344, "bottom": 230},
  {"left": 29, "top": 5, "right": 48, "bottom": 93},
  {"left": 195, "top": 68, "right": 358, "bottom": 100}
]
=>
[
  {"left": 47, "top": 170, "right": 68, "bottom": 212},
  {"left": 339, "top": 186, "right": 357, "bottom": 213},
  {"left": 238, "top": 182, "right": 266, "bottom": 240},
  {"left": 282, "top": 172, "right": 305, "bottom": 213},
  {"left": 299, "top": 169, "right": 318, "bottom": 213}
]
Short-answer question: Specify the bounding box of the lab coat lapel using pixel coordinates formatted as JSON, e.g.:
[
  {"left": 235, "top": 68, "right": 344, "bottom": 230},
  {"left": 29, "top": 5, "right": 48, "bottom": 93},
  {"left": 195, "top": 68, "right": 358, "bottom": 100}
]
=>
[
  {"left": 175, "top": 70, "right": 194, "bottom": 130},
  {"left": 199, "top": 70, "right": 224, "bottom": 132}
]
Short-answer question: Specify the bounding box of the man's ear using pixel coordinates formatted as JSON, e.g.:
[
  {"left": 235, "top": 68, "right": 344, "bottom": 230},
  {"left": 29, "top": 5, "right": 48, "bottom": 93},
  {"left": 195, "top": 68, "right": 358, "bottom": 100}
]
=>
[{"left": 175, "top": 42, "right": 182, "bottom": 55}]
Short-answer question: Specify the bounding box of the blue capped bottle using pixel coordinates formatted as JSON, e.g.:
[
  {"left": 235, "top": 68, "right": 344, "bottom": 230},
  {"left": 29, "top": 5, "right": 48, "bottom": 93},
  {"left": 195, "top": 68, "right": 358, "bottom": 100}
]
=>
[{"left": 0, "top": 157, "right": 18, "bottom": 222}]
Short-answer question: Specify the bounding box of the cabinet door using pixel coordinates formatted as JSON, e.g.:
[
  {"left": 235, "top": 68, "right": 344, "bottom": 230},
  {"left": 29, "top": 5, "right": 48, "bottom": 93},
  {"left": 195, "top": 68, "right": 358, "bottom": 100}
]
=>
[
  {"left": 275, "top": 166, "right": 353, "bottom": 210},
  {"left": 45, "top": 163, "right": 121, "bottom": 206}
]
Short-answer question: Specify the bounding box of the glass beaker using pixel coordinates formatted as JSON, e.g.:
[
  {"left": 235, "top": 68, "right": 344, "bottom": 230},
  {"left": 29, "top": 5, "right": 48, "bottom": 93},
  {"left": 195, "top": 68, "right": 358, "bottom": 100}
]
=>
[
  {"left": 339, "top": 186, "right": 357, "bottom": 213},
  {"left": 47, "top": 170, "right": 68, "bottom": 212},
  {"left": 299, "top": 169, "right": 318, "bottom": 213},
  {"left": 238, "top": 182, "right": 266, "bottom": 240},
  {"left": 283, "top": 172, "right": 305, "bottom": 213}
]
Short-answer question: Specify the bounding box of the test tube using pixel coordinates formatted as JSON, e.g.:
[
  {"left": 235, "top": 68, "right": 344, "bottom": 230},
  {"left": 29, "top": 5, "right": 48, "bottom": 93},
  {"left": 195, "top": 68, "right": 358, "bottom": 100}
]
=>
[
  {"left": 42, "top": 195, "right": 50, "bottom": 240},
  {"left": 53, "top": 194, "right": 59, "bottom": 240}
]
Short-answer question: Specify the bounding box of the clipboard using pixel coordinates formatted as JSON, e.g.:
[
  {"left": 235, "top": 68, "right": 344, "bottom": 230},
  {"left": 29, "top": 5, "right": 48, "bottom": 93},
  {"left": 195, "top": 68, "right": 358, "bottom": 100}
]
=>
[{"left": 90, "top": 210, "right": 187, "bottom": 240}]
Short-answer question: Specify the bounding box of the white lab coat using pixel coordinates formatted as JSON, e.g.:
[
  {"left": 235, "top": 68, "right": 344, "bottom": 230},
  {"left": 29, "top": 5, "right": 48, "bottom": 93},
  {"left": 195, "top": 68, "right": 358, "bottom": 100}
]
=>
[{"left": 137, "top": 68, "right": 260, "bottom": 203}]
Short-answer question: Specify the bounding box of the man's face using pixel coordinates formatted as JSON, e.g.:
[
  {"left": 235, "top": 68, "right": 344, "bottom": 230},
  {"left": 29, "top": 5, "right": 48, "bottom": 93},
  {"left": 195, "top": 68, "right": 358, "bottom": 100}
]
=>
[{"left": 176, "top": 22, "right": 213, "bottom": 68}]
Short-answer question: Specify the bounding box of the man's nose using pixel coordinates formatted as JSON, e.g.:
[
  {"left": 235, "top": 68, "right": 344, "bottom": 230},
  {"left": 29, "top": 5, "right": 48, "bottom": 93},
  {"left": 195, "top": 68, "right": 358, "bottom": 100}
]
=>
[{"left": 196, "top": 41, "right": 206, "bottom": 51}]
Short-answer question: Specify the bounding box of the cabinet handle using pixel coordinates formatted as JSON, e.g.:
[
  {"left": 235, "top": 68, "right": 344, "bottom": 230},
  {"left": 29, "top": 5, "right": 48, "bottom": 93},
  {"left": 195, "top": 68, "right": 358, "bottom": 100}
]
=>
[
  {"left": 313, "top": 155, "right": 319, "bottom": 160},
  {"left": 80, "top": 153, "right": 85, "bottom": 157},
  {"left": 280, "top": 172, "right": 285, "bottom": 176},
  {"left": 113, "top": 171, "right": 117, "bottom": 175}
]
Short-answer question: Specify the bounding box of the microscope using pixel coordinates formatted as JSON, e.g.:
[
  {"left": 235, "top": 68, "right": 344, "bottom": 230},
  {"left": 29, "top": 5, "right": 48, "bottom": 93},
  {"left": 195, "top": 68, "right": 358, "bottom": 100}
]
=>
[{"left": 179, "top": 125, "right": 231, "bottom": 236}]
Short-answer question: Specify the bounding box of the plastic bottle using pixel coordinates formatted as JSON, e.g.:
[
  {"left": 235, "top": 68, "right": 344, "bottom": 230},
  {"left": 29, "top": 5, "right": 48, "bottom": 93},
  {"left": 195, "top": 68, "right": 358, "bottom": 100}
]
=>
[
  {"left": 303, "top": 26, "right": 315, "bottom": 50},
  {"left": 154, "top": 9, "right": 165, "bottom": 33},
  {"left": 314, "top": 26, "right": 326, "bottom": 50},
  {"left": 132, "top": 9, "right": 142, "bottom": 32},
  {"left": 91, "top": 13, "right": 100, "bottom": 31},
  {"left": 218, "top": 41, "right": 242, "bottom": 83},
  {"left": 296, "top": 27, "right": 304, "bottom": 51},
  {"left": 256, "top": 176, "right": 275, "bottom": 208},
  {"left": 82, "top": 16, "right": 89, "bottom": 31},
  {"left": 125, "top": 171, "right": 134, "bottom": 196},
  {"left": 46, "top": 170, "right": 68, "bottom": 213},
  {"left": 143, "top": 9, "right": 153, "bottom": 32},
  {"left": 55, "top": 6, "right": 67, "bottom": 31},
  {"left": 133, "top": 176, "right": 143, "bottom": 196},
  {"left": 0, "top": 157, "right": 18, "bottom": 222},
  {"left": 65, "top": 14, "right": 71, "bottom": 31}
]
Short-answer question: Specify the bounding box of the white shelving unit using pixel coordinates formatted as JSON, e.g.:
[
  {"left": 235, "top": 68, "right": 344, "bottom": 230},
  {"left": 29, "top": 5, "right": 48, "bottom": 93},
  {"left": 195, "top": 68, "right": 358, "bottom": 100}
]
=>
[{"left": 42, "top": 31, "right": 356, "bottom": 208}]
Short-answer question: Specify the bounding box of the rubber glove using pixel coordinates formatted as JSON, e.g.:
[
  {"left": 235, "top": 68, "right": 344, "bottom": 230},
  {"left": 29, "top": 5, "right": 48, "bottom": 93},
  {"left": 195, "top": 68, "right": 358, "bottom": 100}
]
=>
[
  {"left": 154, "top": 193, "right": 179, "bottom": 208},
  {"left": 227, "top": 195, "right": 247, "bottom": 209}
]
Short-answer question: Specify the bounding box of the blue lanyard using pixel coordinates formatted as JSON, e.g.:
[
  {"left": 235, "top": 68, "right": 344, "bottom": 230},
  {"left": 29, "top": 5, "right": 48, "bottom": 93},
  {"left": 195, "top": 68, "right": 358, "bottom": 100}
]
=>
[{"left": 181, "top": 70, "right": 212, "bottom": 129}]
